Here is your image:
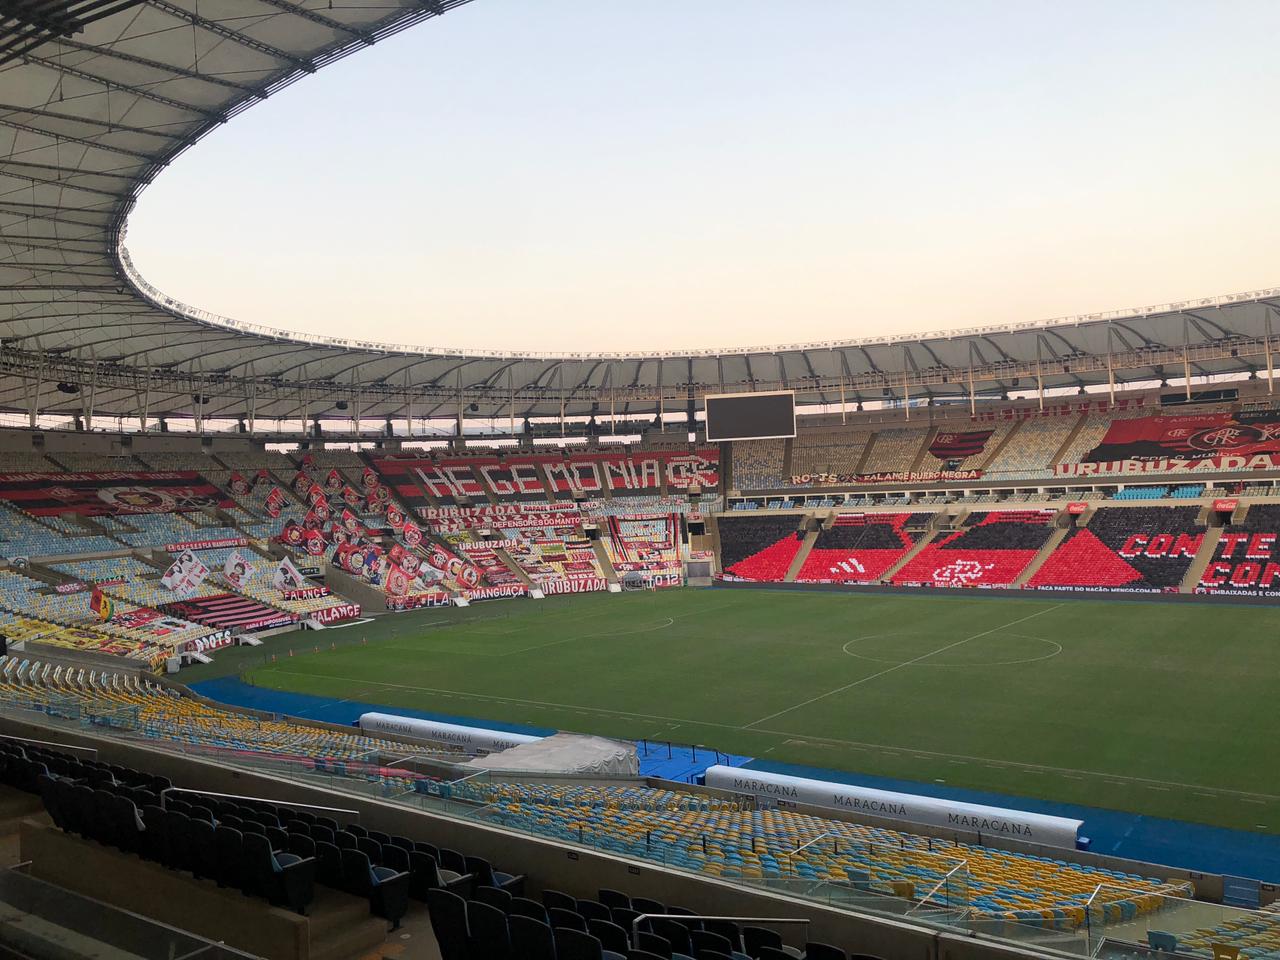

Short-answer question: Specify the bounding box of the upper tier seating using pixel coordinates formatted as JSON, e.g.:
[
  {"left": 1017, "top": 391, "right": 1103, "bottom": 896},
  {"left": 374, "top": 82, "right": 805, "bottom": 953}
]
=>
[
  {"left": 857, "top": 428, "right": 927, "bottom": 474},
  {"left": 982, "top": 417, "right": 1076, "bottom": 479},
  {"left": 0, "top": 502, "right": 121, "bottom": 558},
  {"left": 891, "top": 511, "right": 1055, "bottom": 587},
  {"left": 917, "top": 421, "right": 1015, "bottom": 472},
  {"left": 732, "top": 440, "right": 787, "bottom": 489},
  {"left": 796, "top": 512, "right": 931, "bottom": 582},
  {"left": 44, "top": 453, "right": 145, "bottom": 471},
  {"left": 1028, "top": 507, "right": 1203, "bottom": 592},
  {"left": 717, "top": 515, "right": 803, "bottom": 581},
  {"left": 789, "top": 430, "right": 872, "bottom": 482}
]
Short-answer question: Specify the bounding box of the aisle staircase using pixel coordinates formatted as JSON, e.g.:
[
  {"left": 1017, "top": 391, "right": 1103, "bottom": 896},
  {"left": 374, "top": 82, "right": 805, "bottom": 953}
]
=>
[
  {"left": 881, "top": 530, "right": 938, "bottom": 581},
  {"left": 1013, "top": 526, "right": 1070, "bottom": 587},
  {"left": 784, "top": 526, "right": 818, "bottom": 582},
  {"left": 1180, "top": 527, "right": 1223, "bottom": 593}
]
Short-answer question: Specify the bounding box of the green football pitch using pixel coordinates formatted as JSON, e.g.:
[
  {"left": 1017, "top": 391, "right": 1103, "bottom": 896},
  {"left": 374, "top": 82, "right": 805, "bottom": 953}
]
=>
[{"left": 185, "top": 588, "right": 1280, "bottom": 834}]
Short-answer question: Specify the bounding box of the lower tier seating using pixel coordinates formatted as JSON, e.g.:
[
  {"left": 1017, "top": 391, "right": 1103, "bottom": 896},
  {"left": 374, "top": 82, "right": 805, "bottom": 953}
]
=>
[
  {"left": 891, "top": 511, "right": 1055, "bottom": 588},
  {"left": 1029, "top": 507, "right": 1203, "bottom": 592},
  {"left": 0, "top": 659, "right": 1183, "bottom": 928},
  {"left": 1198, "top": 504, "right": 1280, "bottom": 596},
  {"left": 717, "top": 516, "right": 804, "bottom": 582},
  {"left": 796, "top": 512, "right": 930, "bottom": 583}
]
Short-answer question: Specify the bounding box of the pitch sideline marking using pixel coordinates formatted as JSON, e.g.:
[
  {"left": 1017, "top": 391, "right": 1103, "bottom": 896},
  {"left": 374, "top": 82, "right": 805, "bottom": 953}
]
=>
[
  {"left": 840, "top": 632, "right": 1063, "bottom": 668},
  {"left": 744, "top": 603, "right": 1066, "bottom": 728},
  {"left": 257, "top": 665, "right": 1280, "bottom": 803}
]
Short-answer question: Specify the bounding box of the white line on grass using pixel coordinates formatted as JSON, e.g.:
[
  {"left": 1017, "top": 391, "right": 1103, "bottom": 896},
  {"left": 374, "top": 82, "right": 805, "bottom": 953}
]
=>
[
  {"left": 742, "top": 603, "right": 1065, "bottom": 728},
  {"left": 258, "top": 664, "right": 1280, "bottom": 803}
]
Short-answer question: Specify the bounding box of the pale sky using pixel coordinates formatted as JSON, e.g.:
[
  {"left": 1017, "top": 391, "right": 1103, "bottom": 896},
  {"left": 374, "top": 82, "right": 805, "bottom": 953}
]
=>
[{"left": 127, "top": 0, "right": 1280, "bottom": 354}]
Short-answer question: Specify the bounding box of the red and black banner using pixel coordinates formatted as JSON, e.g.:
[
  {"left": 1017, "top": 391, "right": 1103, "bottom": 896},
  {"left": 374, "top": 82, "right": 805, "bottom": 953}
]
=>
[
  {"left": 163, "top": 593, "right": 298, "bottom": 631},
  {"left": 0, "top": 471, "right": 231, "bottom": 517},
  {"left": 1081, "top": 412, "right": 1280, "bottom": 463},
  {"left": 928, "top": 430, "right": 993, "bottom": 461}
]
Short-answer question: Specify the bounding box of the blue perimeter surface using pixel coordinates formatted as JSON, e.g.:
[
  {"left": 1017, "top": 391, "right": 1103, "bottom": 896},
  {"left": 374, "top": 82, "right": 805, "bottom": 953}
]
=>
[
  {"left": 190, "top": 676, "right": 751, "bottom": 783},
  {"left": 192, "top": 676, "right": 1277, "bottom": 883}
]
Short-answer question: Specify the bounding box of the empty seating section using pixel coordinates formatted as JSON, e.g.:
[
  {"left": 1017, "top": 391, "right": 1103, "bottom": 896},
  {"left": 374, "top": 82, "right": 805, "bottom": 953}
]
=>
[
  {"left": 0, "top": 656, "right": 1184, "bottom": 932},
  {"left": 731, "top": 439, "right": 787, "bottom": 489},
  {"left": 2, "top": 740, "right": 519, "bottom": 928},
  {"left": 891, "top": 511, "right": 1055, "bottom": 587},
  {"left": 502, "top": 526, "right": 606, "bottom": 585},
  {"left": 858, "top": 428, "right": 926, "bottom": 474},
  {"left": 1029, "top": 507, "right": 1203, "bottom": 592},
  {"left": 602, "top": 513, "right": 680, "bottom": 575},
  {"left": 796, "top": 513, "right": 930, "bottom": 582},
  {"left": 718, "top": 515, "right": 803, "bottom": 581},
  {"left": 112, "top": 512, "right": 202, "bottom": 547},
  {"left": 45, "top": 453, "right": 145, "bottom": 471},
  {"left": 789, "top": 430, "right": 871, "bottom": 481},
  {"left": 982, "top": 417, "right": 1076, "bottom": 479},
  {"left": 0, "top": 502, "right": 120, "bottom": 557},
  {"left": 1199, "top": 504, "right": 1280, "bottom": 595},
  {"left": 0, "top": 564, "right": 221, "bottom": 660},
  {"left": 0, "top": 659, "right": 467, "bottom": 771},
  {"left": 918, "top": 421, "right": 1014, "bottom": 472}
]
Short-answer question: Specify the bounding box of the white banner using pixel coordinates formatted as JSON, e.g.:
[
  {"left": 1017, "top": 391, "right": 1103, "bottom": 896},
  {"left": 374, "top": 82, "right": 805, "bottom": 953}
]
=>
[
  {"left": 222, "top": 550, "right": 256, "bottom": 589},
  {"left": 703, "top": 766, "right": 1080, "bottom": 848},
  {"left": 539, "top": 577, "right": 609, "bottom": 595},
  {"left": 273, "top": 556, "right": 307, "bottom": 592},
  {"left": 161, "top": 549, "right": 209, "bottom": 596},
  {"left": 359, "top": 712, "right": 539, "bottom": 752}
]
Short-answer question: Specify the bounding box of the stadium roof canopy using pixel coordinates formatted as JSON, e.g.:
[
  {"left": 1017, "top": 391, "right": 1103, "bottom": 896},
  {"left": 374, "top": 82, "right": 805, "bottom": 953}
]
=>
[{"left": 4, "top": 2, "right": 1280, "bottom": 427}]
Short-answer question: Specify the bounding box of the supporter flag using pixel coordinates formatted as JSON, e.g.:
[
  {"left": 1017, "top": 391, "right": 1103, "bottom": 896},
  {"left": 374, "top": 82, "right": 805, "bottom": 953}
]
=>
[
  {"left": 302, "top": 508, "right": 325, "bottom": 530},
  {"left": 329, "top": 524, "right": 350, "bottom": 546},
  {"left": 361, "top": 466, "right": 379, "bottom": 490},
  {"left": 280, "top": 521, "right": 303, "bottom": 546},
  {"left": 324, "top": 468, "right": 343, "bottom": 492},
  {"left": 273, "top": 556, "right": 306, "bottom": 592},
  {"left": 928, "top": 430, "right": 994, "bottom": 461},
  {"left": 301, "top": 529, "right": 327, "bottom": 557},
  {"left": 373, "top": 485, "right": 390, "bottom": 503},
  {"left": 254, "top": 468, "right": 271, "bottom": 487},
  {"left": 301, "top": 453, "right": 316, "bottom": 470},
  {"left": 364, "top": 495, "right": 386, "bottom": 515},
  {"left": 458, "top": 564, "right": 481, "bottom": 589},
  {"left": 385, "top": 563, "right": 411, "bottom": 597},
  {"left": 89, "top": 586, "right": 114, "bottom": 622},
  {"left": 308, "top": 494, "right": 330, "bottom": 521},
  {"left": 229, "top": 471, "right": 250, "bottom": 497},
  {"left": 385, "top": 502, "right": 405, "bottom": 530},
  {"left": 161, "top": 549, "right": 209, "bottom": 595},
  {"left": 291, "top": 470, "right": 311, "bottom": 495},
  {"left": 342, "top": 484, "right": 361, "bottom": 507},
  {"left": 264, "top": 486, "right": 286, "bottom": 519},
  {"left": 401, "top": 518, "right": 423, "bottom": 547},
  {"left": 222, "top": 550, "right": 256, "bottom": 589},
  {"left": 335, "top": 543, "right": 366, "bottom": 576},
  {"left": 339, "top": 508, "right": 361, "bottom": 533},
  {"left": 426, "top": 544, "right": 450, "bottom": 571}
]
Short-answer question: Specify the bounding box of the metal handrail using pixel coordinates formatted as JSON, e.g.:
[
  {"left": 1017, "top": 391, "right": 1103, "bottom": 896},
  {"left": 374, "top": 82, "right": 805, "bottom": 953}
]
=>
[
  {"left": 0, "top": 732, "right": 97, "bottom": 755},
  {"left": 907, "top": 860, "right": 968, "bottom": 916},
  {"left": 159, "top": 786, "right": 359, "bottom": 820},
  {"left": 629, "top": 914, "right": 809, "bottom": 949}
]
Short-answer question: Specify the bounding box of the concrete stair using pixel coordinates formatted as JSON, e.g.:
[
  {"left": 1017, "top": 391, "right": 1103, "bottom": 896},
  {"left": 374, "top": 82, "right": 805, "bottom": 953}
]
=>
[
  {"left": 591, "top": 541, "right": 619, "bottom": 583},
  {"left": 784, "top": 527, "right": 818, "bottom": 582},
  {"left": 1180, "top": 526, "right": 1224, "bottom": 593},
  {"left": 881, "top": 530, "right": 937, "bottom": 582},
  {"left": 308, "top": 889, "right": 391, "bottom": 960},
  {"left": 1013, "top": 526, "right": 1070, "bottom": 586}
]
